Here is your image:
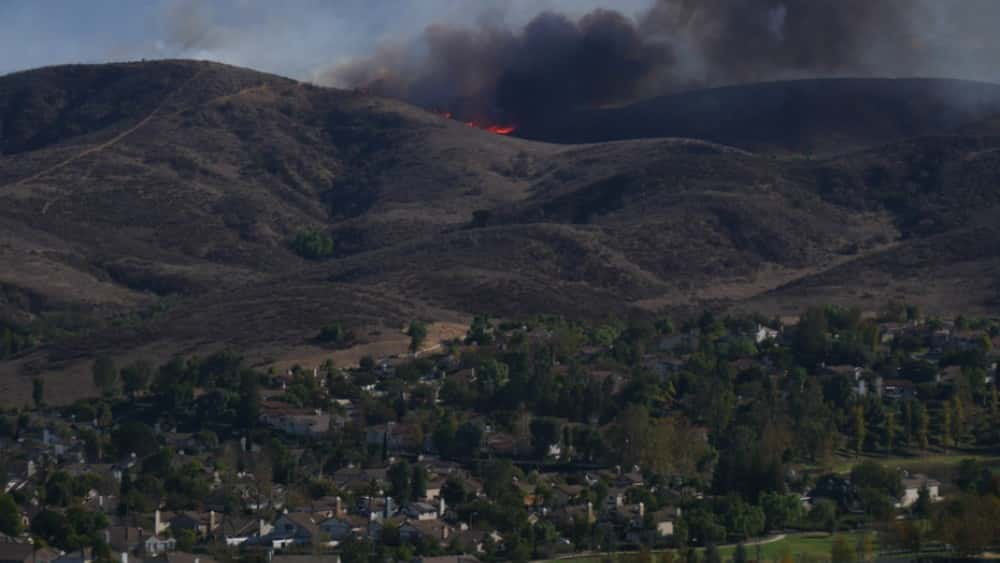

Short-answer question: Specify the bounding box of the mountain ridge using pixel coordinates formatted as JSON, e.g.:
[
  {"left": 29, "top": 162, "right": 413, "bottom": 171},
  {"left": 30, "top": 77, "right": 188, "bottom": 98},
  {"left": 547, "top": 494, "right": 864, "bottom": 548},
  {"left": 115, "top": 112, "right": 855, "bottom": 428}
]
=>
[{"left": 1, "top": 60, "right": 999, "bottom": 405}]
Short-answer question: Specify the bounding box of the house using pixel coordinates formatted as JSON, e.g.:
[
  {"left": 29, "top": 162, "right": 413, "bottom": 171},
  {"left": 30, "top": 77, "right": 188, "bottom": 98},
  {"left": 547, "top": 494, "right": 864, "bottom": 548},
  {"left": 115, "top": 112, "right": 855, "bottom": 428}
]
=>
[
  {"left": 754, "top": 324, "right": 780, "bottom": 344},
  {"left": 424, "top": 477, "right": 445, "bottom": 501},
  {"left": 650, "top": 507, "right": 680, "bottom": 537},
  {"left": 272, "top": 512, "right": 321, "bottom": 546},
  {"left": 332, "top": 467, "right": 386, "bottom": 494},
  {"left": 304, "top": 496, "right": 346, "bottom": 520},
  {"left": 259, "top": 403, "right": 331, "bottom": 437},
  {"left": 450, "top": 529, "right": 502, "bottom": 554},
  {"left": 148, "top": 553, "right": 218, "bottom": 563},
  {"left": 898, "top": 475, "right": 943, "bottom": 508},
  {"left": 214, "top": 515, "right": 265, "bottom": 547},
  {"left": 143, "top": 535, "right": 177, "bottom": 557},
  {"left": 399, "top": 519, "right": 452, "bottom": 545},
  {"left": 0, "top": 544, "right": 60, "bottom": 563},
  {"left": 52, "top": 549, "right": 92, "bottom": 563},
  {"left": 403, "top": 500, "right": 445, "bottom": 521},
  {"left": 319, "top": 514, "right": 370, "bottom": 542},
  {"left": 155, "top": 510, "right": 218, "bottom": 537},
  {"left": 272, "top": 556, "right": 341, "bottom": 563},
  {"left": 882, "top": 379, "right": 917, "bottom": 401},
  {"left": 412, "top": 557, "right": 480, "bottom": 563},
  {"left": 104, "top": 526, "right": 145, "bottom": 555}
]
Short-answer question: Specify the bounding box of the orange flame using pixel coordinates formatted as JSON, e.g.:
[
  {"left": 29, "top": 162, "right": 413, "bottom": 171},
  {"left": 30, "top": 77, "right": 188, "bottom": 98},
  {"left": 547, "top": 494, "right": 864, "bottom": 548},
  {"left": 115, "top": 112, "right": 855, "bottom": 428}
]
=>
[{"left": 437, "top": 111, "right": 515, "bottom": 135}]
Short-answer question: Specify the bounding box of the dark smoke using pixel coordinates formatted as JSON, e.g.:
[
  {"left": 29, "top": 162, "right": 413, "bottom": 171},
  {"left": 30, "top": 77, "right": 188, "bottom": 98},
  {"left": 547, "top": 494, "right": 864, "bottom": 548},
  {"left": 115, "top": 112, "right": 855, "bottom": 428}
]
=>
[
  {"left": 322, "top": 0, "right": 963, "bottom": 124},
  {"left": 330, "top": 9, "right": 674, "bottom": 124}
]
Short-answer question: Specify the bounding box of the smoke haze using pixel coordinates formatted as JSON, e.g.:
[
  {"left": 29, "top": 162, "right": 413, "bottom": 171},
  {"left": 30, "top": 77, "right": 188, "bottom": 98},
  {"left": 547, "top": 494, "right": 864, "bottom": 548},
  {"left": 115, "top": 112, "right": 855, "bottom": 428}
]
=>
[
  {"left": 320, "top": 0, "right": 1000, "bottom": 123},
  {"left": 2, "top": 0, "right": 999, "bottom": 124}
]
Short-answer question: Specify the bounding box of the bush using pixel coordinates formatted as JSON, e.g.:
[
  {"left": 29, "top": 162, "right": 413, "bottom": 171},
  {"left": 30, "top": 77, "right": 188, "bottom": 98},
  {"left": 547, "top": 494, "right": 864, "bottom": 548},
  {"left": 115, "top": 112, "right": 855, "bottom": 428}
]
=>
[{"left": 291, "top": 229, "right": 334, "bottom": 260}]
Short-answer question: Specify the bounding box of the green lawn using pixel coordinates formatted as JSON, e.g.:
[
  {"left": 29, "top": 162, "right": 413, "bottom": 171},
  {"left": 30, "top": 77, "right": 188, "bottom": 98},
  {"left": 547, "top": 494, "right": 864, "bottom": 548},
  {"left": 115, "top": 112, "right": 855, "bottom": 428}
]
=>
[
  {"left": 543, "top": 532, "right": 865, "bottom": 563},
  {"left": 819, "top": 450, "right": 1000, "bottom": 476}
]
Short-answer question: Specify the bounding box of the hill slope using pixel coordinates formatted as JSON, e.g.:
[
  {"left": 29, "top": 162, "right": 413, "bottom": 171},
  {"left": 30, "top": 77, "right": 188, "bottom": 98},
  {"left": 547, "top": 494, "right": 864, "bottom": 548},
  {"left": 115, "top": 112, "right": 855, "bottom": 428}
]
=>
[
  {"left": 515, "top": 78, "right": 1000, "bottom": 154},
  {"left": 1, "top": 61, "right": 999, "bottom": 404}
]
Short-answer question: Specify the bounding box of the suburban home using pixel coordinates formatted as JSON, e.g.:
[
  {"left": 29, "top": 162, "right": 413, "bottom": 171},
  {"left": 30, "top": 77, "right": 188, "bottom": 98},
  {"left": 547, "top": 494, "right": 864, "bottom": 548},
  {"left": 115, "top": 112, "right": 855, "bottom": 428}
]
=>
[
  {"left": 155, "top": 510, "right": 218, "bottom": 537},
  {"left": 412, "top": 557, "right": 480, "bottom": 563},
  {"left": 272, "top": 512, "right": 321, "bottom": 547},
  {"left": 424, "top": 477, "right": 445, "bottom": 501},
  {"left": 650, "top": 507, "right": 680, "bottom": 537},
  {"left": 104, "top": 526, "right": 145, "bottom": 555},
  {"left": 259, "top": 402, "right": 331, "bottom": 437},
  {"left": 0, "top": 544, "right": 60, "bottom": 563},
  {"left": 319, "top": 514, "right": 371, "bottom": 542},
  {"left": 898, "top": 475, "right": 943, "bottom": 508},
  {"left": 147, "top": 553, "right": 218, "bottom": 563},
  {"left": 272, "top": 555, "right": 341, "bottom": 563},
  {"left": 143, "top": 535, "right": 177, "bottom": 557},
  {"left": 450, "top": 528, "right": 503, "bottom": 554},
  {"left": 403, "top": 500, "right": 444, "bottom": 521},
  {"left": 399, "top": 519, "right": 452, "bottom": 545},
  {"left": 882, "top": 379, "right": 917, "bottom": 401},
  {"left": 214, "top": 515, "right": 265, "bottom": 547}
]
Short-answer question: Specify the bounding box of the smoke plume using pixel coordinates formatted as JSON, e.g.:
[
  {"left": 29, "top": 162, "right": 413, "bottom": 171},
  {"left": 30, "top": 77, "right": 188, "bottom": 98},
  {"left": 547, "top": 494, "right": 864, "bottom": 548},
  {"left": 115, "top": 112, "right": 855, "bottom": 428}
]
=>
[{"left": 320, "top": 0, "right": 990, "bottom": 124}]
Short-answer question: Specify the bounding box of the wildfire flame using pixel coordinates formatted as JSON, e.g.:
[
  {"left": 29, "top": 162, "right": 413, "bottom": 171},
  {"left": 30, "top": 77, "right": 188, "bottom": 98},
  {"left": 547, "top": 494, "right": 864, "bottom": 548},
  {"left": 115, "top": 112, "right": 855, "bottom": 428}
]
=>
[{"left": 437, "top": 111, "right": 515, "bottom": 135}]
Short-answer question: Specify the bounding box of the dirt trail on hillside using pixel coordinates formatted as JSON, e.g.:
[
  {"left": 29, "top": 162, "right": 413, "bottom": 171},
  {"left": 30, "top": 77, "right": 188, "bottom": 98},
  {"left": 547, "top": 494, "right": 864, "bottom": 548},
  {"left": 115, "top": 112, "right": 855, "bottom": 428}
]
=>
[{"left": 2, "top": 69, "right": 207, "bottom": 190}]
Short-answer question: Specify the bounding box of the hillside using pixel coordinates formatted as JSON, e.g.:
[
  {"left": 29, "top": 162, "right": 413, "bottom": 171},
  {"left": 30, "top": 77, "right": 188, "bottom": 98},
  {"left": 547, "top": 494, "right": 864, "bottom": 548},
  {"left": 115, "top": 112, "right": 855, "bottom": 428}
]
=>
[
  {"left": 515, "top": 78, "right": 1000, "bottom": 154},
  {"left": 1, "top": 61, "right": 999, "bottom": 405}
]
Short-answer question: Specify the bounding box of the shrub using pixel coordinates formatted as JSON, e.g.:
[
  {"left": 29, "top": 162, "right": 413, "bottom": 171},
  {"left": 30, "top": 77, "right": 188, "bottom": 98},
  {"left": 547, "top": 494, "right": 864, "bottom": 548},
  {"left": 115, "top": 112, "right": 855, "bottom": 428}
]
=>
[{"left": 291, "top": 229, "right": 334, "bottom": 259}]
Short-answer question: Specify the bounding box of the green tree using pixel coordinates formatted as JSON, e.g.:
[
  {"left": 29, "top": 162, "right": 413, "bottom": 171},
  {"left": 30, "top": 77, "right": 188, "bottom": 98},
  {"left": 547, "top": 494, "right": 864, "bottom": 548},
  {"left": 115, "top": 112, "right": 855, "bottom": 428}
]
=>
[
  {"left": 858, "top": 533, "right": 875, "bottom": 563},
  {"left": 734, "top": 543, "right": 748, "bottom": 563},
  {"left": 408, "top": 320, "right": 428, "bottom": 354},
  {"left": 388, "top": 460, "right": 411, "bottom": 502},
  {"left": 175, "top": 529, "right": 197, "bottom": 551},
  {"left": 291, "top": 229, "right": 334, "bottom": 259},
  {"left": 884, "top": 410, "right": 897, "bottom": 456},
  {"left": 941, "top": 402, "right": 952, "bottom": 452},
  {"left": 902, "top": 400, "right": 913, "bottom": 446},
  {"left": 237, "top": 371, "right": 259, "bottom": 431},
  {"left": 121, "top": 360, "right": 152, "bottom": 398},
  {"left": 704, "top": 543, "right": 722, "bottom": 563},
  {"left": 991, "top": 386, "right": 999, "bottom": 426},
  {"left": 317, "top": 322, "right": 348, "bottom": 344},
  {"left": 32, "top": 378, "right": 44, "bottom": 408},
  {"left": 853, "top": 404, "right": 866, "bottom": 455},
  {"left": 951, "top": 397, "right": 964, "bottom": 447},
  {"left": 411, "top": 464, "right": 427, "bottom": 502},
  {"left": 92, "top": 356, "right": 117, "bottom": 396},
  {"left": 916, "top": 402, "right": 930, "bottom": 452},
  {"left": 0, "top": 494, "right": 22, "bottom": 536},
  {"left": 831, "top": 535, "right": 856, "bottom": 563},
  {"left": 761, "top": 492, "right": 804, "bottom": 531}
]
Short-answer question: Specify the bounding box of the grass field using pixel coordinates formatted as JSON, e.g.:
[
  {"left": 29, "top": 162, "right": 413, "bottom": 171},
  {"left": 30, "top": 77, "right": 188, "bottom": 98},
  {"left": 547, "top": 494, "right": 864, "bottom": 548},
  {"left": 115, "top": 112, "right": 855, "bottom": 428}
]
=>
[
  {"left": 823, "top": 450, "right": 1000, "bottom": 478},
  {"left": 543, "top": 532, "right": 866, "bottom": 563}
]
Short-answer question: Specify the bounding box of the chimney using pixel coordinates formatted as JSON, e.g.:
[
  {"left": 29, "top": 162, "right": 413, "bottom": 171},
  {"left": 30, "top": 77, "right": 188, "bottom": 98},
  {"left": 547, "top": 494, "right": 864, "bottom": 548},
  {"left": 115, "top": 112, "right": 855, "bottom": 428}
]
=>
[
  {"left": 587, "top": 502, "right": 595, "bottom": 525},
  {"left": 438, "top": 497, "right": 446, "bottom": 518},
  {"left": 335, "top": 496, "right": 344, "bottom": 517},
  {"left": 639, "top": 502, "right": 645, "bottom": 518},
  {"left": 209, "top": 510, "right": 217, "bottom": 532},
  {"left": 383, "top": 496, "right": 392, "bottom": 519},
  {"left": 154, "top": 510, "right": 163, "bottom": 535}
]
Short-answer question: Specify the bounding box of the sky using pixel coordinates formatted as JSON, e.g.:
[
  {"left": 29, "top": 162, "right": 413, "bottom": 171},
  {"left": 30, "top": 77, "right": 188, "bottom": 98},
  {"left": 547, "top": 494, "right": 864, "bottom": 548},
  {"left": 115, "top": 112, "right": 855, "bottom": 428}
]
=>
[{"left": 0, "top": 0, "right": 651, "bottom": 78}]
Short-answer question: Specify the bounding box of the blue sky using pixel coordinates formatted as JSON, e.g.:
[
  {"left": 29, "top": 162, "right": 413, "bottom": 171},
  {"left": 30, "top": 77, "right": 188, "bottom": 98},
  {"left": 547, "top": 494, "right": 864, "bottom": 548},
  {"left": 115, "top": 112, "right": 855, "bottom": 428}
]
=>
[{"left": 0, "top": 0, "right": 652, "bottom": 78}]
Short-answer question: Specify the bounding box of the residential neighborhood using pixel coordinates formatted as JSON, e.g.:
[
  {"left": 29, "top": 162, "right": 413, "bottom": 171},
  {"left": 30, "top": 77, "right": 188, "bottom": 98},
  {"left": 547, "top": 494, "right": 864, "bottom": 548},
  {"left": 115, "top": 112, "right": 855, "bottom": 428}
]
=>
[{"left": 2, "top": 306, "right": 1000, "bottom": 562}]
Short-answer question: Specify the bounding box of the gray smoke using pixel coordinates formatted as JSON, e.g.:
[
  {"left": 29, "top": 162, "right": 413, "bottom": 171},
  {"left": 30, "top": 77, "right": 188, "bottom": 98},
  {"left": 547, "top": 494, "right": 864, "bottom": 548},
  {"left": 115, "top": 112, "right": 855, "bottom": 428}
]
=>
[{"left": 320, "top": 0, "right": 1000, "bottom": 123}]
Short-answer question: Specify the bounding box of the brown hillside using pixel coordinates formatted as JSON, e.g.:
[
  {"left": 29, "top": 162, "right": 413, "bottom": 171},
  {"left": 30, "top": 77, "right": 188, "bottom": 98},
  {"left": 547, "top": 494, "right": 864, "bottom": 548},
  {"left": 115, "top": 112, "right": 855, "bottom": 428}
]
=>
[{"left": 1, "top": 61, "right": 999, "bottom": 404}]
